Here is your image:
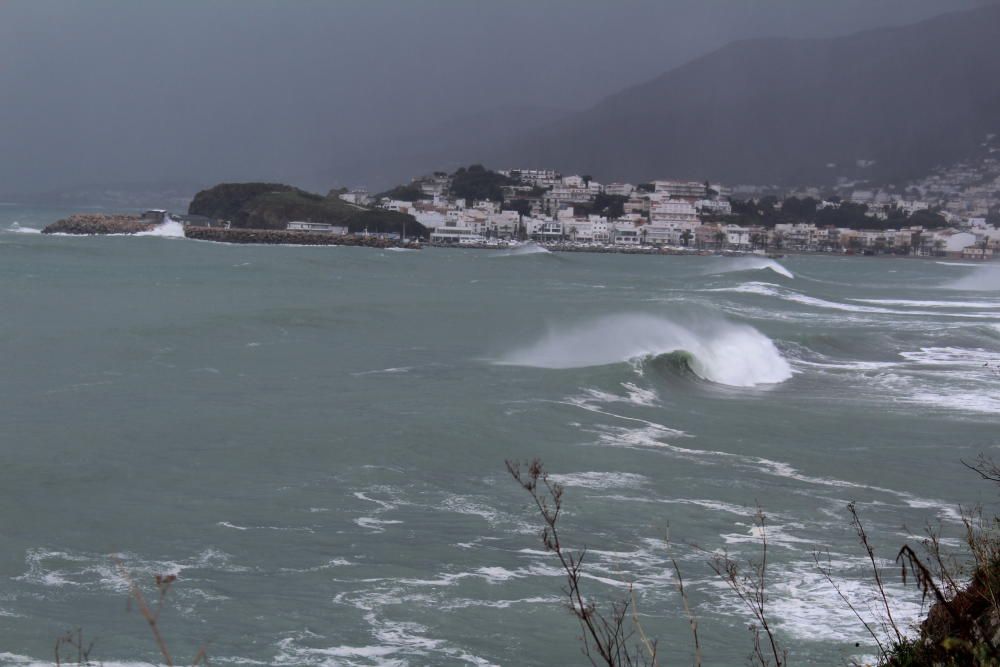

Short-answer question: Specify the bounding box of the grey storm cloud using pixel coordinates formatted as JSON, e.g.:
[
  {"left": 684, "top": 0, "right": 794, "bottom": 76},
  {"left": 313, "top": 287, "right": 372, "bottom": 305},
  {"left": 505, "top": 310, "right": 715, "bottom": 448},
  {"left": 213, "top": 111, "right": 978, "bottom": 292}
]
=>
[{"left": 0, "top": 0, "right": 991, "bottom": 195}]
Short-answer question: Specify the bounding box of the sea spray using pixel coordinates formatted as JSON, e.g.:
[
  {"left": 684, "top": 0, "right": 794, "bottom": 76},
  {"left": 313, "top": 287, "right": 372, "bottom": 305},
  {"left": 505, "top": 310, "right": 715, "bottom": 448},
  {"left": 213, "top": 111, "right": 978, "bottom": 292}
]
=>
[
  {"left": 135, "top": 216, "right": 186, "bottom": 238},
  {"left": 5, "top": 223, "right": 41, "bottom": 234},
  {"left": 492, "top": 242, "right": 551, "bottom": 257},
  {"left": 708, "top": 256, "right": 794, "bottom": 279},
  {"left": 945, "top": 263, "right": 1000, "bottom": 291},
  {"left": 497, "top": 313, "right": 792, "bottom": 387}
]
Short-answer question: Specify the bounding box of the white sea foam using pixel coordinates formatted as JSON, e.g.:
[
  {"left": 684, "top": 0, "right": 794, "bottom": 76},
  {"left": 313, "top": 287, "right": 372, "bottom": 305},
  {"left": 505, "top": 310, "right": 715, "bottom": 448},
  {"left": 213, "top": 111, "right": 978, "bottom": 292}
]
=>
[
  {"left": 5, "top": 222, "right": 41, "bottom": 234},
  {"left": 572, "top": 383, "right": 659, "bottom": 408},
  {"left": 492, "top": 242, "right": 550, "bottom": 257},
  {"left": 709, "top": 256, "right": 794, "bottom": 279},
  {"left": 764, "top": 558, "right": 925, "bottom": 644},
  {"left": 945, "top": 263, "right": 1000, "bottom": 291},
  {"left": 719, "top": 282, "right": 1000, "bottom": 319},
  {"left": 549, "top": 471, "right": 649, "bottom": 490},
  {"left": 351, "top": 366, "right": 413, "bottom": 377},
  {"left": 135, "top": 217, "right": 186, "bottom": 238},
  {"left": 499, "top": 313, "right": 792, "bottom": 387},
  {"left": 354, "top": 517, "right": 404, "bottom": 532},
  {"left": 899, "top": 346, "right": 998, "bottom": 366},
  {"left": 217, "top": 521, "right": 314, "bottom": 532},
  {"left": 439, "top": 495, "right": 504, "bottom": 525},
  {"left": 853, "top": 298, "right": 1000, "bottom": 309}
]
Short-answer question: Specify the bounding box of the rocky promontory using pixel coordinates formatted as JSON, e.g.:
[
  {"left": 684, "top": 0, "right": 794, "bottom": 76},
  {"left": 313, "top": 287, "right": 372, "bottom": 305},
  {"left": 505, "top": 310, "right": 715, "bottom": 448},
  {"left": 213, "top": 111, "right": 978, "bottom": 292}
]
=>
[
  {"left": 42, "top": 214, "right": 155, "bottom": 235},
  {"left": 184, "top": 226, "right": 420, "bottom": 248}
]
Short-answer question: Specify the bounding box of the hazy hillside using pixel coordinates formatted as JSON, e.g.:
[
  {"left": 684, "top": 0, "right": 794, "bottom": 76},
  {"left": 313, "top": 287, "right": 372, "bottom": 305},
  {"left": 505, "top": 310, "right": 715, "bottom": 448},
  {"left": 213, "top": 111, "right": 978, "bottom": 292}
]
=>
[
  {"left": 486, "top": 4, "right": 1000, "bottom": 187},
  {"left": 188, "top": 182, "right": 426, "bottom": 236}
]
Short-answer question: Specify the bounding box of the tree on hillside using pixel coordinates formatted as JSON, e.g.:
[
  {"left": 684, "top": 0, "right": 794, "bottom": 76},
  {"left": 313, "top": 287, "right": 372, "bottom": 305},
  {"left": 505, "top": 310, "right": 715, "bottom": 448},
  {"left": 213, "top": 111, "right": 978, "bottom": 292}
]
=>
[
  {"left": 781, "top": 196, "right": 818, "bottom": 220},
  {"left": 449, "top": 164, "right": 513, "bottom": 203},
  {"left": 908, "top": 209, "right": 949, "bottom": 229},
  {"left": 504, "top": 199, "right": 533, "bottom": 217},
  {"left": 377, "top": 184, "right": 428, "bottom": 202}
]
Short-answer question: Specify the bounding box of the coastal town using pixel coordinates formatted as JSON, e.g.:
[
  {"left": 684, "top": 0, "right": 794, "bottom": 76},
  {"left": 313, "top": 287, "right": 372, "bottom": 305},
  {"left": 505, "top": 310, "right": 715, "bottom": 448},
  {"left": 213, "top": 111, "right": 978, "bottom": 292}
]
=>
[
  {"left": 31, "top": 146, "right": 1000, "bottom": 261},
  {"left": 330, "top": 148, "right": 1000, "bottom": 260}
]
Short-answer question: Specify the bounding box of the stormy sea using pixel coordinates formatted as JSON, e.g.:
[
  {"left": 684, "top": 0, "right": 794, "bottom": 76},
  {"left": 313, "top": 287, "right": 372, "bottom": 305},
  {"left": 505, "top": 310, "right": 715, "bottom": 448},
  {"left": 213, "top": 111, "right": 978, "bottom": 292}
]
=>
[{"left": 2, "top": 210, "right": 998, "bottom": 665}]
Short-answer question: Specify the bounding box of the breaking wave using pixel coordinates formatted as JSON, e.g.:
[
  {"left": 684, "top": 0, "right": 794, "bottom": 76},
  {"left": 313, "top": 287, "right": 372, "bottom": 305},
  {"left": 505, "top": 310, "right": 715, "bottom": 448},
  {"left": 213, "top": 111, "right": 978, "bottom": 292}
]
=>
[
  {"left": 709, "top": 256, "right": 794, "bottom": 279},
  {"left": 498, "top": 313, "right": 792, "bottom": 387},
  {"left": 493, "top": 242, "right": 551, "bottom": 257},
  {"left": 135, "top": 217, "right": 186, "bottom": 238},
  {"left": 5, "top": 223, "right": 41, "bottom": 234},
  {"left": 945, "top": 263, "right": 1000, "bottom": 291}
]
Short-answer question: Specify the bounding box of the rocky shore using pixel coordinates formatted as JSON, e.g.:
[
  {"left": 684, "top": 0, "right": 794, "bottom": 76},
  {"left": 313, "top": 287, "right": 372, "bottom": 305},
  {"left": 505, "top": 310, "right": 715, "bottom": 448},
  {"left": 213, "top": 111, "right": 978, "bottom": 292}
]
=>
[
  {"left": 184, "top": 226, "right": 421, "bottom": 248},
  {"left": 42, "top": 214, "right": 155, "bottom": 235}
]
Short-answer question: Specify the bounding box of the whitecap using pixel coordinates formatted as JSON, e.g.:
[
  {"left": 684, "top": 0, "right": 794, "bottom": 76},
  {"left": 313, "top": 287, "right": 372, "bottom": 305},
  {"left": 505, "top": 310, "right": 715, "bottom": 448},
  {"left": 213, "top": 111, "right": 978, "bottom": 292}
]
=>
[
  {"left": 492, "top": 242, "right": 551, "bottom": 257},
  {"left": 134, "top": 217, "right": 186, "bottom": 238},
  {"left": 549, "top": 471, "right": 648, "bottom": 490},
  {"left": 708, "top": 256, "right": 794, "bottom": 279},
  {"left": 499, "top": 313, "right": 792, "bottom": 387},
  {"left": 5, "top": 223, "right": 41, "bottom": 234}
]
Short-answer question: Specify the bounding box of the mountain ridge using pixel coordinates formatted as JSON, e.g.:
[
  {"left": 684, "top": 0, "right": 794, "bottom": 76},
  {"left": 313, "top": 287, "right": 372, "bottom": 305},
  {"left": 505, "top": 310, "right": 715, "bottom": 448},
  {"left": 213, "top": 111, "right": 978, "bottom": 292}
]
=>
[{"left": 475, "top": 3, "right": 1000, "bottom": 187}]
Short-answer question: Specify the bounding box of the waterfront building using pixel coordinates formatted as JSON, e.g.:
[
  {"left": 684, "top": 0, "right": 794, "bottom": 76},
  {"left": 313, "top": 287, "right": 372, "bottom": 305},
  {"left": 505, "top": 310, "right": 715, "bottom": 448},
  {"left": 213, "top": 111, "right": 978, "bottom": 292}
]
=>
[{"left": 286, "top": 221, "right": 347, "bottom": 234}]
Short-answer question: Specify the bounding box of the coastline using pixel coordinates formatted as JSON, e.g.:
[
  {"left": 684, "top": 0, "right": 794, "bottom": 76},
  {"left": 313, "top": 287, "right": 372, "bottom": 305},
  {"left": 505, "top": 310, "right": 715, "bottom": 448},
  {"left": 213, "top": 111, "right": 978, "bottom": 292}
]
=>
[{"left": 183, "top": 226, "right": 421, "bottom": 248}]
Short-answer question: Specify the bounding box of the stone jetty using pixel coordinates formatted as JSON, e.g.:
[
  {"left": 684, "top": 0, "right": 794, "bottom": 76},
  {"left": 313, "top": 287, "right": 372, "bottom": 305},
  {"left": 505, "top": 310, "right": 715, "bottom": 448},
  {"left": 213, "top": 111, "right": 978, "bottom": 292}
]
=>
[
  {"left": 42, "top": 214, "right": 155, "bottom": 235},
  {"left": 184, "top": 226, "right": 421, "bottom": 248}
]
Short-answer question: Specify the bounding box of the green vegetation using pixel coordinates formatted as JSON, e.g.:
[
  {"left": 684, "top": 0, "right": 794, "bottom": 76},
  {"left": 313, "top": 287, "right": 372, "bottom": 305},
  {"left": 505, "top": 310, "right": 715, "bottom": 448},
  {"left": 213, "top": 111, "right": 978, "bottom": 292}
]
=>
[
  {"left": 504, "top": 198, "right": 533, "bottom": 217},
  {"left": 187, "top": 182, "right": 298, "bottom": 222},
  {"left": 188, "top": 182, "right": 428, "bottom": 238},
  {"left": 574, "top": 193, "right": 628, "bottom": 219},
  {"left": 448, "top": 164, "right": 513, "bottom": 203},
  {"left": 376, "top": 184, "right": 430, "bottom": 202},
  {"left": 726, "top": 196, "right": 950, "bottom": 231}
]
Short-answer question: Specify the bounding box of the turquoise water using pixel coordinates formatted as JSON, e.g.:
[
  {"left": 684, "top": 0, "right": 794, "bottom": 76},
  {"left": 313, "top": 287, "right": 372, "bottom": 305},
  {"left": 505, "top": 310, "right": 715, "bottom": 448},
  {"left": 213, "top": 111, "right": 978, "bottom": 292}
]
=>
[{"left": 1, "top": 210, "right": 999, "bottom": 665}]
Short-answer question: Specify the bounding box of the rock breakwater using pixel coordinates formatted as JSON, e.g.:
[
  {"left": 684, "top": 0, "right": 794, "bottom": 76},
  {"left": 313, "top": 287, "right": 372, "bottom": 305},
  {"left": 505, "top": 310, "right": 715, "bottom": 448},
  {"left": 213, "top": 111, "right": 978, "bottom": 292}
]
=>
[
  {"left": 184, "top": 226, "right": 421, "bottom": 248},
  {"left": 42, "top": 214, "right": 154, "bottom": 235}
]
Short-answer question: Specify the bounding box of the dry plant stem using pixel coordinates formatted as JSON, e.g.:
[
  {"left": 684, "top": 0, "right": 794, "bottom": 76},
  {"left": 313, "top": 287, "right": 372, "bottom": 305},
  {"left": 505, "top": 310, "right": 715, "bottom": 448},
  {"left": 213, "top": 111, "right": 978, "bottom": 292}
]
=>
[
  {"left": 191, "top": 645, "right": 209, "bottom": 666},
  {"left": 896, "top": 545, "right": 953, "bottom": 619},
  {"left": 813, "top": 551, "right": 887, "bottom": 659},
  {"left": 507, "top": 458, "right": 648, "bottom": 667},
  {"left": 629, "top": 585, "right": 659, "bottom": 667},
  {"left": 709, "top": 506, "right": 785, "bottom": 667},
  {"left": 115, "top": 561, "right": 175, "bottom": 667},
  {"left": 848, "top": 502, "right": 905, "bottom": 646},
  {"left": 54, "top": 628, "right": 94, "bottom": 666},
  {"left": 671, "top": 557, "right": 702, "bottom": 667}
]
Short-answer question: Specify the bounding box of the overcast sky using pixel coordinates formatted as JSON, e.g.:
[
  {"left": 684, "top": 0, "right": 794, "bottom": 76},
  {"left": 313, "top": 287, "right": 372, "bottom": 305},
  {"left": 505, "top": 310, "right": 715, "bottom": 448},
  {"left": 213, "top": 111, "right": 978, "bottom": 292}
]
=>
[{"left": 0, "top": 0, "right": 992, "bottom": 195}]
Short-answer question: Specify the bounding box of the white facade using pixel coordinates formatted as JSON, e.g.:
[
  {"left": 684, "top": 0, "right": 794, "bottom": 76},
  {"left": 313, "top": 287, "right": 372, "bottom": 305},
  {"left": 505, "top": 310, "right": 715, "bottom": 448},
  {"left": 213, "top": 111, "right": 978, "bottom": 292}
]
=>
[
  {"left": 286, "top": 221, "right": 347, "bottom": 234},
  {"left": 604, "top": 183, "right": 635, "bottom": 197}
]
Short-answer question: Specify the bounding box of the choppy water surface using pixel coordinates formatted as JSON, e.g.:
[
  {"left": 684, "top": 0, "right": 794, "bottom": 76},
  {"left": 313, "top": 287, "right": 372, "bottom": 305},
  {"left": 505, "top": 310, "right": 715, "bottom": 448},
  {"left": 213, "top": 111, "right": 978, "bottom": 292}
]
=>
[{"left": 1, "top": 214, "right": 999, "bottom": 665}]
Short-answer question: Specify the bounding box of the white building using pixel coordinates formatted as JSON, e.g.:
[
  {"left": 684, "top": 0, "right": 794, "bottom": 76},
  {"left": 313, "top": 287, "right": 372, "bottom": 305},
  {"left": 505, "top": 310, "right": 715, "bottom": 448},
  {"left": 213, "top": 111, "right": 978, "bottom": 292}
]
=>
[
  {"left": 652, "top": 180, "right": 708, "bottom": 201},
  {"left": 649, "top": 196, "right": 700, "bottom": 225},
  {"left": 604, "top": 183, "right": 635, "bottom": 197},
  {"left": 286, "top": 221, "right": 347, "bottom": 234}
]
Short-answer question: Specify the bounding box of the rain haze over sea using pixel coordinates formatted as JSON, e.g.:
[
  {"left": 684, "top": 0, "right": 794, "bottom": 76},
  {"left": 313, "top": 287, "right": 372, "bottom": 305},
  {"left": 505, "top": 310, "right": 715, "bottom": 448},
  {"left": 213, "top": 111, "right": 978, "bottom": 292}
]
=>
[{"left": 2, "top": 213, "right": 998, "bottom": 665}]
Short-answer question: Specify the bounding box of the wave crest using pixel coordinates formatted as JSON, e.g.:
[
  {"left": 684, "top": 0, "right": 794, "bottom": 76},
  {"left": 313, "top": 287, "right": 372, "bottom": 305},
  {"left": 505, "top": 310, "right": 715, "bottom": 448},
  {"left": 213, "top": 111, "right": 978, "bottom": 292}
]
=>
[
  {"left": 710, "top": 257, "right": 794, "bottom": 279},
  {"left": 493, "top": 242, "right": 551, "bottom": 257},
  {"left": 498, "top": 314, "right": 792, "bottom": 387},
  {"left": 135, "top": 217, "right": 186, "bottom": 238}
]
